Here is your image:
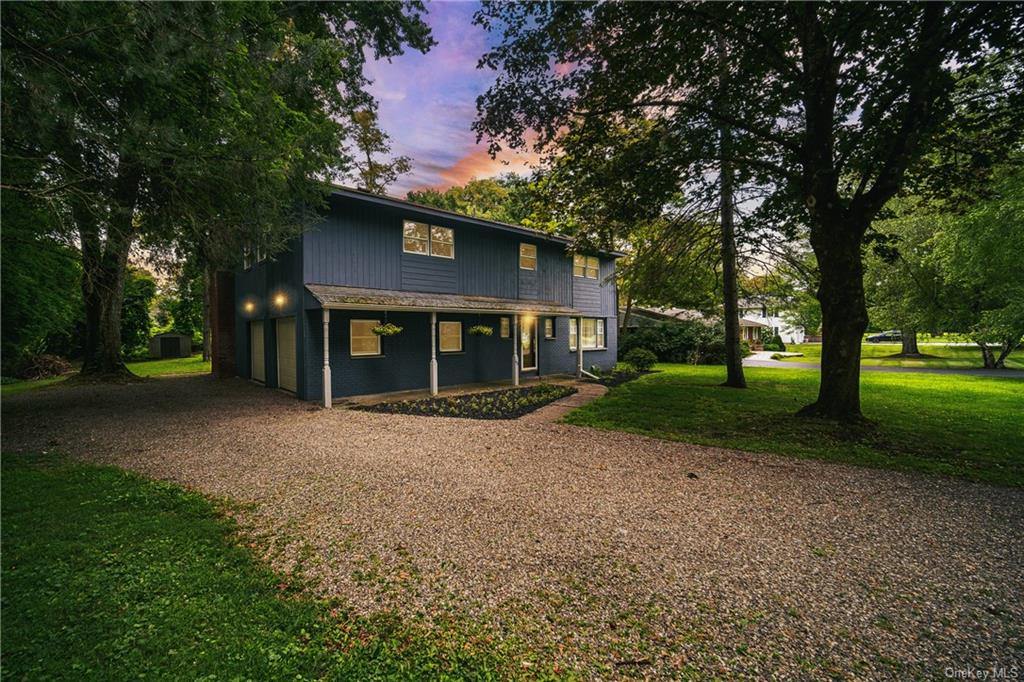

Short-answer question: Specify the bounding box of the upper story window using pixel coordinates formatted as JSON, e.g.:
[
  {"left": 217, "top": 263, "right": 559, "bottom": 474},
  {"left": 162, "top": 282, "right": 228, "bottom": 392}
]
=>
[
  {"left": 519, "top": 243, "right": 537, "bottom": 270},
  {"left": 573, "top": 254, "right": 599, "bottom": 279},
  {"left": 242, "top": 241, "right": 266, "bottom": 270},
  {"left": 431, "top": 225, "right": 454, "bottom": 258},
  {"left": 500, "top": 317, "right": 510, "bottom": 338},
  {"left": 403, "top": 220, "right": 454, "bottom": 258}
]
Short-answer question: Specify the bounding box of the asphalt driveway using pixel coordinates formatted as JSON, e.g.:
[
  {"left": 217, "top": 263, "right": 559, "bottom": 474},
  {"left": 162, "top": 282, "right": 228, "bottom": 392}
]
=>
[{"left": 4, "top": 375, "right": 1021, "bottom": 678}]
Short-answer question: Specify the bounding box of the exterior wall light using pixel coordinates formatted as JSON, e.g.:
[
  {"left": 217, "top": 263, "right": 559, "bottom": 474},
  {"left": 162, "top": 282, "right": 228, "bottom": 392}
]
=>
[
  {"left": 273, "top": 293, "right": 287, "bottom": 308},
  {"left": 243, "top": 301, "right": 256, "bottom": 314}
]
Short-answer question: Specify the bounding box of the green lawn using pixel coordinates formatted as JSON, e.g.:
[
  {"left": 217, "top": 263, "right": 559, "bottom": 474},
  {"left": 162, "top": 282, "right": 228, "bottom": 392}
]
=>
[
  {"left": 1, "top": 453, "right": 537, "bottom": 680},
  {"left": 564, "top": 364, "right": 1024, "bottom": 486},
  {"left": 778, "top": 343, "right": 1024, "bottom": 369},
  {"left": 2, "top": 354, "right": 211, "bottom": 396}
]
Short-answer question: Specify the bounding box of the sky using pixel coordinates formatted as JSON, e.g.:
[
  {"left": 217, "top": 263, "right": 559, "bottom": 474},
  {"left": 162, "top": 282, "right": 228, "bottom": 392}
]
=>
[{"left": 363, "top": 1, "right": 542, "bottom": 196}]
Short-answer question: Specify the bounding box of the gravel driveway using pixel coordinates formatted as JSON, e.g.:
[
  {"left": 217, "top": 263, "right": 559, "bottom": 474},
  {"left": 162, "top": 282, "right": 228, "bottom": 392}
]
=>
[{"left": 4, "top": 375, "right": 1022, "bottom": 678}]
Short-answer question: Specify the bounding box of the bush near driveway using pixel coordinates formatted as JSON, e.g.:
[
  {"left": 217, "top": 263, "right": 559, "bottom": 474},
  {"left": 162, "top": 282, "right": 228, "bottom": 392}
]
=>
[{"left": 563, "top": 364, "right": 1024, "bottom": 486}]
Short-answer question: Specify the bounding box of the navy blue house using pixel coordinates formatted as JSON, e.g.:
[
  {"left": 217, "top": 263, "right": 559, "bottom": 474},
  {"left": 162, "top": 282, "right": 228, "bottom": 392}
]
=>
[{"left": 234, "top": 187, "right": 620, "bottom": 405}]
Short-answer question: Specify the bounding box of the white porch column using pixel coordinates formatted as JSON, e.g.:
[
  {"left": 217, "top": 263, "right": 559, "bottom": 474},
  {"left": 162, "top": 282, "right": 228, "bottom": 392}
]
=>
[
  {"left": 430, "top": 311, "right": 438, "bottom": 395},
  {"left": 576, "top": 316, "right": 584, "bottom": 380},
  {"left": 512, "top": 314, "right": 520, "bottom": 386},
  {"left": 322, "top": 308, "right": 332, "bottom": 408}
]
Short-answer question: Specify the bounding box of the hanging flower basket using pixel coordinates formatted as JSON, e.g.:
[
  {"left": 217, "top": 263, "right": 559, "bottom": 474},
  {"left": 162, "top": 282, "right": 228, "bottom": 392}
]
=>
[
  {"left": 469, "top": 324, "right": 494, "bottom": 337},
  {"left": 372, "top": 322, "right": 404, "bottom": 336}
]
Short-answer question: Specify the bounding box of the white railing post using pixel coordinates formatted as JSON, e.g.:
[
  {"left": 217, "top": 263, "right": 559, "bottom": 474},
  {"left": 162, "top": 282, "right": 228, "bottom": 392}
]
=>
[
  {"left": 512, "top": 314, "right": 520, "bottom": 386},
  {"left": 322, "top": 308, "right": 332, "bottom": 408},
  {"left": 430, "top": 311, "right": 438, "bottom": 395}
]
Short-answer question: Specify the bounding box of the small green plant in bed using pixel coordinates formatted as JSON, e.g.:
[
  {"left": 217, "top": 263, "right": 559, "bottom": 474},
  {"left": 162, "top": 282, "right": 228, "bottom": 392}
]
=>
[{"left": 357, "top": 383, "right": 576, "bottom": 419}]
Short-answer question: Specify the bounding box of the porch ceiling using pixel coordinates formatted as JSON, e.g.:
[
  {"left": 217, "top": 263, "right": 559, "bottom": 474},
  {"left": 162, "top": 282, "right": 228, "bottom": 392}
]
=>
[{"left": 306, "top": 284, "right": 580, "bottom": 316}]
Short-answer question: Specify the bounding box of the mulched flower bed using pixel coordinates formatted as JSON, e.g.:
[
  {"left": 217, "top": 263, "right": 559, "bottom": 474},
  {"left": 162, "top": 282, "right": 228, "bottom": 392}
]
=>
[{"left": 354, "top": 383, "right": 576, "bottom": 419}]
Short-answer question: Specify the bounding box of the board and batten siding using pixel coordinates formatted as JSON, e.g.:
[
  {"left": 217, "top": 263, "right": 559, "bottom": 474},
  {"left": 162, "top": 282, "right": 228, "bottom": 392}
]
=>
[{"left": 301, "top": 195, "right": 576, "bottom": 305}]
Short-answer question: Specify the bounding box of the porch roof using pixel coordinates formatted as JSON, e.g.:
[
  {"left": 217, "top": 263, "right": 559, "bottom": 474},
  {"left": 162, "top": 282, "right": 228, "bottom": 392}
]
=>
[{"left": 306, "top": 284, "right": 580, "bottom": 316}]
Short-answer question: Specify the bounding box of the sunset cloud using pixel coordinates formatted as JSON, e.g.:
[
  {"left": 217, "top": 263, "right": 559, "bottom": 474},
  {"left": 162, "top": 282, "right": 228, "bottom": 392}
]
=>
[{"left": 364, "top": 2, "right": 543, "bottom": 196}]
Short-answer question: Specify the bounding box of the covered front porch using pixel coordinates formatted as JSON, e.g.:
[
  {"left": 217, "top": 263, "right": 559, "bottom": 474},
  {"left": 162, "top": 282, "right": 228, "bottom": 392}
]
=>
[{"left": 306, "top": 284, "right": 587, "bottom": 406}]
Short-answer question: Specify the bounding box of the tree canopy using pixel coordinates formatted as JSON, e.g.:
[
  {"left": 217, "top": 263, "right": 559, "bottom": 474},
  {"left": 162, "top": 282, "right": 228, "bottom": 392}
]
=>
[
  {"left": 473, "top": 1, "right": 1023, "bottom": 419},
  {"left": 2, "top": 2, "right": 433, "bottom": 374}
]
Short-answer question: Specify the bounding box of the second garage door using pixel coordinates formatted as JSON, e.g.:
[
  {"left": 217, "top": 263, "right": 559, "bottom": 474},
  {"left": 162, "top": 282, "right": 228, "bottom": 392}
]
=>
[{"left": 276, "top": 317, "right": 297, "bottom": 393}]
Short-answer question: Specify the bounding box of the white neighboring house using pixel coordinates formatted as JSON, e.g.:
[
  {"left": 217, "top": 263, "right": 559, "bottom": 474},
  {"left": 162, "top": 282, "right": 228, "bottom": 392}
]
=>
[{"left": 738, "top": 298, "right": 805, "bottom": 345}]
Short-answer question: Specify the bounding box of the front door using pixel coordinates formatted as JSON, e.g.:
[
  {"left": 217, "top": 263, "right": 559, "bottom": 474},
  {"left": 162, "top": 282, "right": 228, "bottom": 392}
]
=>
[{"left": 520, "top": 317, "right": 537, "bottom": 371}]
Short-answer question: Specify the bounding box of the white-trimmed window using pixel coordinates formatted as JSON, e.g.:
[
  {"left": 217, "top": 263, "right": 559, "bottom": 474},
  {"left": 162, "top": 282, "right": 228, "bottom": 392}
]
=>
[
  {"left": 500, "top": 317, "right": 510, "bottom": 338},
  {"left": 403, "top": 220, "right": 455, "bottom": 258},
  {"left": 544, "top": 318, "right": 554, "bottom": 339},
  {"left": 403, "top": 221, "right": 429, "bottom": 254},
  {"left": 439, "top": 321, "right": 462, "bottom": 352},
  {"left": 350, "top": 319, "right": 381, "bottom": 356},
  {"left": 431, "top": 226, "right": 454, "bottom": 258},
  {"left": 519, "top": 243, "right": 537, "bottom": 270},
  {"left": 569, "top": 318, "right": 606, "bottom": 350},
  {"left": 573, "top": 254, "right": 599, "bottom": 279}
]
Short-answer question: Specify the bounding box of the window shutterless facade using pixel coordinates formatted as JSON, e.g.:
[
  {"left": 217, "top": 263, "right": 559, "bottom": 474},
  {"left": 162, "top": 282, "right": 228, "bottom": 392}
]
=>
[
  {"left": 569, "top": 318, "right": 606, "bottom": 350},
  {"left": 573, "top": 254, "right": 599, "bottom": 279},
  {"left": 500, "top": 317, "right": 510, "bottom": 338},
  {"left": 544, "top": 318, "right": 554, "bottom": 339},
  {"left": 350, "top": 319, "right": 381, "bottom": 356},
  {"left": 403, "top": 220, "right": 454, "bottom": 258},
  {"left": 438, "top": 321, "right": 462, "bottom": 352},
  {"left": 519, "top": 243, "right": 537, "bottom": 270}
]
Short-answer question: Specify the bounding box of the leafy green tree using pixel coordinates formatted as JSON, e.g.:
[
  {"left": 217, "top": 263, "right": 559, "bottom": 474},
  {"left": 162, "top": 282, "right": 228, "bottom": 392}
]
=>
[
  {"left": 2, "top": 2, "right": 432, "bottom": 377},
  {"left": 865, "top": 201, "right": 948, "bottom": 355},
  {"left": 407, "top": 174, "right": 538, "bottom": 225},
  {"left": 349, "top": 108, "right": 411, "bottom": 194},
  {"left": 0, "top": 192, "right": 81, "bottom": 374},
  {"left": 120, "top": 268, "right": 158, "bottom": 358},
  {"left": 473, "top": 2, "right": 1021, "bottom": 420},
  {"left": 935, "top": 166, "right": 1024, "bottom": 367}
]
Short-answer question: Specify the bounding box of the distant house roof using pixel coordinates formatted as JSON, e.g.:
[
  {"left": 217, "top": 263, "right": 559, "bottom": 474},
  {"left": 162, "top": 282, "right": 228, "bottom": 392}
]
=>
[
  {"left": 329, "top": 185, "right": 626, "bottom": 258},
  {"left": 307, "top": 284, "right": 579, "bottom": 316},
  {"left": 739, "top": 317, "right": 769, "bottom": 328},
  {"left": 622, "top": 306, "right": 712, "bottom": 323}
]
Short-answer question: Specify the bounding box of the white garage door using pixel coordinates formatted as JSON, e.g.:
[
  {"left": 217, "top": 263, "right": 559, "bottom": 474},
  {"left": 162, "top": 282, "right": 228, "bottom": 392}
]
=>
[
  {"left": 276, "top": 317, "right": 297, "bottom": 393},
  {"left": 250, "top": 320, "right": 265, "bottom": 383}
]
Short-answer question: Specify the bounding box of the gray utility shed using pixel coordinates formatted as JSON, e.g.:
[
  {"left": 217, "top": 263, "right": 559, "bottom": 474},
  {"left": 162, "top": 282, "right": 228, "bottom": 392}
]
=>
[{"left": 148, "top": 332, "right": 192, "bottom": 359}]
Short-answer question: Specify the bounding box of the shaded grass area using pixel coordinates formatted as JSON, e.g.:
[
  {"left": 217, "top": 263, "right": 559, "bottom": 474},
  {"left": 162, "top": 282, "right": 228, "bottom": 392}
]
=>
[
  {"left": 563, "top": 364, "right": 1024, "bottom": 486},
  {"left": 1, "top": 453, "right": 543, "bottom": 680},
  {"left": 1, "top": 354, "right": 211, "bottom": 396},
  {"left": 356, "top": 384, "right": 576, "bottom": 419},
  {"left": 780, "top": 343, "right": 1023, "bottom": 369}
]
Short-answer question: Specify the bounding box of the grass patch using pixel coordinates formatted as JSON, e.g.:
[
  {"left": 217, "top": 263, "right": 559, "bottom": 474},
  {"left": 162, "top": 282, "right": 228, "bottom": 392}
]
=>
[
  {"left": 778, "top": 343, "right": 1023, "bottom": 370},
  {"left": 563, "top": 364, "right": 1024, "bottom": 486},
  {"left": 355, "top": 383, "right": 576, "bottom": 419},
  {"left": 2, "top": 354, "right": 211, "bottom": 396},
  {"left": 1, "top": 453, "right": 542, "bottom": 680}
]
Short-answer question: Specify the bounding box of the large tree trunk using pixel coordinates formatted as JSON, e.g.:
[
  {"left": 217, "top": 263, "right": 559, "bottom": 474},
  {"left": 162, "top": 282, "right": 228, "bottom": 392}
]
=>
[
  {"left": 975, "top": 340, "right": 996, "bottom": 368},
  {"left": 79, "top": 237, "right": 132, "bottom": 376},
  {"left": 718, "top": 33, "right": 745, "bottom": 389},
  {"left": 202, "top": 265, "right": 213, "bottom": 362},
  {"left": 901, "top": 328, "right": 919, "bottom": 355},
  {"left": 799, "top": 223, "right": 868, "bottom": 420},
  {"left": 77, "top": 161, "right": 140, "bottom": 377},
  {"left": 621, "top": 292, "right": 633, "bottom": 333}
]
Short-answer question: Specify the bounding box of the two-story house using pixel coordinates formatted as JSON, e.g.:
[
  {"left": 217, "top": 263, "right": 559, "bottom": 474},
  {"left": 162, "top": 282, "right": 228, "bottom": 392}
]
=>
[{"left": 234, "top": 187, "right": 621, "bottom": 405}]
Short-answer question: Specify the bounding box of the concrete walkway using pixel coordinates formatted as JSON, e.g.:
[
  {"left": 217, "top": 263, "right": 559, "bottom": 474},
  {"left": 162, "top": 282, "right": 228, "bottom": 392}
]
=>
[
  {"left": 743, "top": 351, "right": 1023, "bottom": 379},
  {"left": 518, "top": 381, "right": 608, "bottom": 423}
]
